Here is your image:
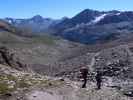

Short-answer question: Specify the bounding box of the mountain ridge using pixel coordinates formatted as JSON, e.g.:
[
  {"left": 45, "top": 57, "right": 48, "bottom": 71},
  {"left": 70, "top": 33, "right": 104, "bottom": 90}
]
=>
[{"left": 2, "top": 9, "right": 133, "bottom": 44}]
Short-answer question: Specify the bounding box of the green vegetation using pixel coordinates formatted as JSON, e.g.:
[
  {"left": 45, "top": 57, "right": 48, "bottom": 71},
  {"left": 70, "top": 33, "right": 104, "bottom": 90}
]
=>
[
  {"left": 0, "top": 72, "right": 65, "bottom": 95},
  {"left": 0, "top": 75, "right": 15, "bottom": 94},
  {"left": 0, "top": 82, "right": 11, "bottom": 94},
  {"left": 17, "top": 79, "right": 31, "bottom": 88},
  {"left": 39, "top": 79, "right": 65, "bottom": 88},
  {"left": 0, "top": 31, "right": 58, "bottom": 46},
  {"left": 30, "top": 35, "right": 56, "bottom": 45},
  {"left": 6, "top": 75, "right": 17, "bottom": 81}
]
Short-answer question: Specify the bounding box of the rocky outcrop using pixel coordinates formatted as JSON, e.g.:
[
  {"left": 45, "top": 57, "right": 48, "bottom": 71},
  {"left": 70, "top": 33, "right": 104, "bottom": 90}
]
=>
[
  {"left": 0, "top": 46, "right": 27, "bottom": 70},
  {"left": 93, "top": 45, "right": 133, "bottom": 79},
  {"left": 53, "top": 45, "right": 133, "bottom": 82}
]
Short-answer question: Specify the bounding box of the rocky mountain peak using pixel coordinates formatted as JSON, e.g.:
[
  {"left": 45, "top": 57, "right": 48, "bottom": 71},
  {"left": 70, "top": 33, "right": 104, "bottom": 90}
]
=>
[
  {"left": 71, "top": 9, "right": 101, "bottom": 24},
  {"left": 31, "top": 15, "right": 44, "bottom": 23}
]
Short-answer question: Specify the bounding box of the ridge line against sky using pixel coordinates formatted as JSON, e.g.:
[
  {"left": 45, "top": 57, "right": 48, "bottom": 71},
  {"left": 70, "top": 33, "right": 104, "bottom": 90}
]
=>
[{"left": 0, "top": 0, "right": 133, "bottom": 19}]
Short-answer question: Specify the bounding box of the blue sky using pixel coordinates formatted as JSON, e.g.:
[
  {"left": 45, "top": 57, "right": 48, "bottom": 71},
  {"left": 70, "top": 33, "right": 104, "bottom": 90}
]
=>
[{"left": 0, "top": 0, "right": 133, "bottom": 19}]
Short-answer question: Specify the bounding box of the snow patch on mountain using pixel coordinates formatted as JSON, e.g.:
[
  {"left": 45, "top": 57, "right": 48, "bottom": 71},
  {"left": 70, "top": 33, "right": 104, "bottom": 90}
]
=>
[
  {"left": 116, "top": 13, "right": 121, "bottom": 15},
  {"left": 92, "top": 14, "right": 108, "bottom": 23},
  {"left": 8, "top": 20, "right": 12, "bottom": 23}
]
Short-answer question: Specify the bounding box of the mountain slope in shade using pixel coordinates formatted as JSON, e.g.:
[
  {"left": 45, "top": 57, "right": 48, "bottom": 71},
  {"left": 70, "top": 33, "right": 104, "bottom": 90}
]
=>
[{"left": 53, "top": 9, "right": 133, "bottom": 44}]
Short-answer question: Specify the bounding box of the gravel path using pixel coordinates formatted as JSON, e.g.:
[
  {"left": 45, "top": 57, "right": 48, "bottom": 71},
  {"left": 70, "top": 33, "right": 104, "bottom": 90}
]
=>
[{"left": 26, "top": 81, "right": 131, "bottom": 100}]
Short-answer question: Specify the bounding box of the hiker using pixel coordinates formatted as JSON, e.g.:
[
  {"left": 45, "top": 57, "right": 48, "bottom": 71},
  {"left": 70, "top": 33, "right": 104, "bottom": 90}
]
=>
[
  {"left": 95, "top": 71, "right": 102, "bottom": 90},
  {"left": 80, "top": 67, "right": 88, "bottom": 88}
]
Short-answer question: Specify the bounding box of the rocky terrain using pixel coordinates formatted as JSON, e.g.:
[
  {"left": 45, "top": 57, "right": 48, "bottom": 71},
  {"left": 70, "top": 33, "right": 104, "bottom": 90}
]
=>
[
  {"left": 0, "top": 29, "right": 133, "bottom": 99},
  {"left": 0, "top": 64, "right": 132, "bottom": 100},
  {"left": 1, "top": 9, "right": 133, "bottom": 100}
]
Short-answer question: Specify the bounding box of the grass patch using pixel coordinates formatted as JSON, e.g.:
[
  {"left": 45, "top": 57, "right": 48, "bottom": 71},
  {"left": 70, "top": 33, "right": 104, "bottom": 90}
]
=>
[
  {"left": 39, "top": 79, "right": 65, "bottom": 88},
  {"left": 30, "top": 35, "right": 56, "bottom": 45},
  {"left": 16, "top": 79, "right": 31, "bottom": 88},
  {"left": 0, "top": 71, "right": 65, "bottom": 95},
  {"left": 6, "top": 75, "right": 17, "bottom": 81},
  {"left": 0, "top": 83, "right": 13, "bottom": 94}
]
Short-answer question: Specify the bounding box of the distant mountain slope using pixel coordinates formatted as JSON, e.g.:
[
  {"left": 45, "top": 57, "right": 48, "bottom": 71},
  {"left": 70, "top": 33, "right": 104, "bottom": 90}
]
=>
[
  {"left": 61, "top": 22, "right": 133, "bottom": 44},
  {"left": 52, "top": 9, "right": 133, "bottom": 44},
  {"left": 0, "top": 19, "right": 16, "bottom": 33},
  {"left": 4, "top": 15, "right": 61, "bottom": 34},
  {"left": 52, "top": 9, "right": 101, "bottom": 31},
  {"left": 3, "top": 9, "right": 133, "bottom": 44},
  {"left": 0, "top": 29, "right": 89, "bottom": 74}
]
